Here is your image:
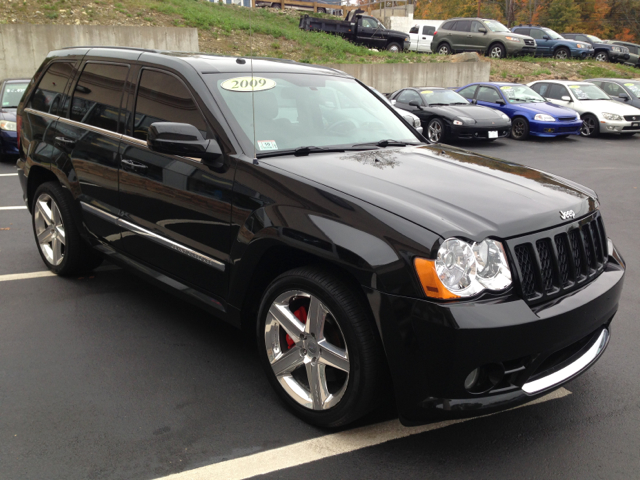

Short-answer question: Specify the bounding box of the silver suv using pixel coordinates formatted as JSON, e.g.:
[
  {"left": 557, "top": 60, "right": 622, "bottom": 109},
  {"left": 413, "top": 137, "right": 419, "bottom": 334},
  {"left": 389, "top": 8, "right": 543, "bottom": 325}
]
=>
[{"left": 433, "top": 18, "right": 536, "bottom": 58}]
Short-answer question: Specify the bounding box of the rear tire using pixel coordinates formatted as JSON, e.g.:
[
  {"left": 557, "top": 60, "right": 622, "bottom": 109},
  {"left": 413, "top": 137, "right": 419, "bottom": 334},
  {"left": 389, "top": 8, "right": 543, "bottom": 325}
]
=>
[
  {"left": 31, "top": 181, "right": 103, "bottom": 276},
  {"left": 511, "top": 117, "right": 530, "bottom": 140},
  {"left": 580, "top": 113, "right": 599, "bottom": 137},
  {"left": 257, "top": 266, "right": 387, "bottom": 428},
  {"left": 437, "top": 43, "right": 451, "bottom": 55},
  {"left": 386, "top": 42, "right": 401, "bottom": 53}
]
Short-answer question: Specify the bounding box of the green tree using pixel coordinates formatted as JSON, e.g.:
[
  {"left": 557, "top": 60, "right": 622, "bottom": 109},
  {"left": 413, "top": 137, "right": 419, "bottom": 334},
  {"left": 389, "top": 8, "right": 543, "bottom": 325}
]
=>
[{"left": 539, "top": 0, "right": 581, "bottom": 32}]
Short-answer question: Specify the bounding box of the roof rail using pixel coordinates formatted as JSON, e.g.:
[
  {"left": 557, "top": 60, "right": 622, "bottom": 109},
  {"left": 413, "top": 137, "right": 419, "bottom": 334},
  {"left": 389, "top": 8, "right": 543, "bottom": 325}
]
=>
[{"left": 59, "top": 46, "right": 162, "bottom": 53}]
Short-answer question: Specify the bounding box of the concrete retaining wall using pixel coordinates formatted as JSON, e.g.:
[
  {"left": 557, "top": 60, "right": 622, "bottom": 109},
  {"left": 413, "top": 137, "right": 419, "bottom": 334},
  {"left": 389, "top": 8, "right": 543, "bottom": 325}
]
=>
[
  {"left": 0, "top": 24, "right": 199, "bottom": 80},
  {"left": 322, "top": 62, "right": 490, "bottom": 93}
]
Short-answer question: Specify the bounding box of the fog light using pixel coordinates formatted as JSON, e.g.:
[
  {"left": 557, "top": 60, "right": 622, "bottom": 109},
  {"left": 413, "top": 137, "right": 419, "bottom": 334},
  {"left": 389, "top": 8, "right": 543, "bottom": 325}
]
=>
[{"left": 464, "top": 368, "right": 479, "bottom": 390}]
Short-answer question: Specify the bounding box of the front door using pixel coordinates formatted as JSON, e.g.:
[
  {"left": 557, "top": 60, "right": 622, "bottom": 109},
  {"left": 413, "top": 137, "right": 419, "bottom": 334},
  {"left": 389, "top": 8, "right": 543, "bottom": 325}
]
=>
[{"left": 118, "top": 68, "right": 235, "bottom": 297}]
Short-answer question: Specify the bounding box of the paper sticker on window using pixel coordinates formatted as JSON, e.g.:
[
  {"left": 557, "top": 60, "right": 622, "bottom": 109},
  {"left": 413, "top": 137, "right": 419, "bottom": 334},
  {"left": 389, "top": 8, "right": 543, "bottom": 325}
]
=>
[
  {"left": 500, "top": 86, "right": 513, "bottom": 90},
  {"left": 221, "top": 77, "right": 276, "bottom": 92},
  {"left": 421, "top": 90, "right": 433, "bottom": 94},
  {"left": 624, "top": 83, "right": 634, "bottom": 86},
  {"left": 2, "top": 102, "right": 8, "bottom": 106},
  {"left": 258, "top": 140, "right": 278, "bottom": 151}
]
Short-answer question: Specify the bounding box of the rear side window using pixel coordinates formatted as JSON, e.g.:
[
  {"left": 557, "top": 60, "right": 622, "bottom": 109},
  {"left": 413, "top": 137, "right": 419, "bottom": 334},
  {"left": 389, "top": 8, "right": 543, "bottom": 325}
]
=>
[
  {"left": 133, "top": 69, "right": 208, "bottom": 141},
  {"left": 458, "top": 85, "right": 477, "bottom": 99},
  {"left": 513, "top": 28, "right": 530, "bottom": 36},
  {"left": 424, "top": 26, "right": 436, "bottom": 35},
  {"left": 27, "top": 62, "right": 75, "bottom": 115},
  {"left": 70, "top": 63, "right": 129, "bottom": 133},
  {"left": 410, "top": 25, "right": 419, "bottom": 34},
  {"left": 453, "top": 20, "right": 472, "bottom": 32},
  {"left": 530, "top": 83, "right": 547, "bottom": 96}
]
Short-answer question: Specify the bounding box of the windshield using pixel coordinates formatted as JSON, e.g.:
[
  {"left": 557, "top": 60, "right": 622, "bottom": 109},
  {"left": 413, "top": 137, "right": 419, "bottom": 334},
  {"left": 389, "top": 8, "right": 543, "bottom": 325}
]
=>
[
  {"left": 420, "top": 89, "right": 468, "bottom": 105},
  {"left": 499, "top": 85, "right": 545, "bottom": 104},
  {"left": 370, "top": 88, "right": 392, "bottom": 105},
  {"left": 2, "top": 82, "right": 28, "bottom": 108},
  {"left": 207, "top": 73, "right": 419, "bottom": 155},
  {"left": 542, "top": 28, "right": 563, "bottom": 40},
  {"left": 587, "top": 35, "right": 602, "bottom": 43},
  {"left": 484, "top": 20, "right": 510, "bottom": 33},
  {"left": 623, "top": 81, "right": 640, "bottom": 97},
  {"left": 568, "top": 84, "right": 610, "bottom": 100}
]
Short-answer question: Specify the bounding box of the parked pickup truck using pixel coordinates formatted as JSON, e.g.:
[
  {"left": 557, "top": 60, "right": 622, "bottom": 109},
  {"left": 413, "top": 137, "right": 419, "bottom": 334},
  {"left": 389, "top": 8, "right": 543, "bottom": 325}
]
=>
[
  {"left": 408, "top": 21, "right": 443, "bottom": 52},
  {"left": 299, "top": 9, "right": 410, "bottom": 52}
]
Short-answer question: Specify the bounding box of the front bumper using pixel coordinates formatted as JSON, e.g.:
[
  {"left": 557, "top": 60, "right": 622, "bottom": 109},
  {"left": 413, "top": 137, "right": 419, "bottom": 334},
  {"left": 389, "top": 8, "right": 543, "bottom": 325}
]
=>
[
  {"left": 511, "top": 45, "right": 537, "bottom": 56},
  {"left": 0, "top": 129, "right": 18, "bottom": 155},
  {"left": 450, "top": 122, "right": 510, "bottom": 140},
  {"left": 366, "top": 240, "right": 625, "bottom": 426},
  {"left": 600, "top": 119, "right": 640, "bottom": 134},
  {"left": 572, "top": 48, "right": 594, "bottom": 59},
  {"left": 529, "top": 119, "right": 582, "bottom": 137},
  {"left": 403, "top": 40, "right": 411, "bottom": 51}
]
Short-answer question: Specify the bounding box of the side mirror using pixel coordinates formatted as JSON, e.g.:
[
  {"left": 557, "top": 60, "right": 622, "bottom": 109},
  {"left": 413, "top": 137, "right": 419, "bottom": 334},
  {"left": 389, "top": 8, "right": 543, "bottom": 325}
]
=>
[
  {"left": 409, "top": 100, "right": 423, "bottom": 109},
  {"left": 148, "top": 122, "right": 224, "bottom": 167},
  {"left": 471, "top": 99, "right": 477, "bottom": 104},
  {"left": 619, "top": 92, "right": 629, "bottom": 100},
  {"left": 496, "top": 99, "right": 506, "bottom": 106},
  {"left": 543, "top": 35, "right": 550, "bottom": 40},
  {"left": 478, "top": 27, "right": 487, "bottom": 34},
  {"left": 391, "top": 99, "right": 397, "bottom": 105},
  {"left": 561, "top": 95, "right": 572, "bottom": 102}
]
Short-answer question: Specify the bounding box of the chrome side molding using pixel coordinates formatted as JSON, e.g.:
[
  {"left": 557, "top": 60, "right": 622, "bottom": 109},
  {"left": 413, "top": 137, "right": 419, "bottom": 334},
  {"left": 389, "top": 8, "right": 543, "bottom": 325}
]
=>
[{"left": 522, "top": 328, "right": 609, "bottom": 394}]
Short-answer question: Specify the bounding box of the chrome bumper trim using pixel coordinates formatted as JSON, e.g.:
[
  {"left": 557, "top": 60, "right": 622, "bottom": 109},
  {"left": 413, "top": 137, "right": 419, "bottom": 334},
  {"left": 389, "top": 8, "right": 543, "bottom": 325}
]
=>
[{"left": 522, "top": 328, "right": 609, "bottom": 394}]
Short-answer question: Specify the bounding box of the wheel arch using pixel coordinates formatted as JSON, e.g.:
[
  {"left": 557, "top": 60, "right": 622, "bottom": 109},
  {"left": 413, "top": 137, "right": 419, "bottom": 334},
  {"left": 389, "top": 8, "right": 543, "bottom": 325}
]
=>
[
  {"left": 26, "top": 165, "right": 58, "bottom": 213},
  {"left": 486, "top": 41, "right": 506, "bottom": 56},
  {"left": 436, "top": 40, "right": 452, "bottom": 53}
]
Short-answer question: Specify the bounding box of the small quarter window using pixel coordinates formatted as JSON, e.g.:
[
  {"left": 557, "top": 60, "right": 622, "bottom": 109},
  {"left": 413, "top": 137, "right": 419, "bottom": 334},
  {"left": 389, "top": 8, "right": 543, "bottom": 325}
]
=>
[
  {"left": 70, "top": 63, "right": 129, "bottom": 132},
  {"left": 28, "top": 62, "right": 75, "bottom": 115},
  {"left": 409, "top": 25, "right": 419, "bottom": 34},
  {"left": 134, "top": 69, "right": 208, "bottom": 141}
]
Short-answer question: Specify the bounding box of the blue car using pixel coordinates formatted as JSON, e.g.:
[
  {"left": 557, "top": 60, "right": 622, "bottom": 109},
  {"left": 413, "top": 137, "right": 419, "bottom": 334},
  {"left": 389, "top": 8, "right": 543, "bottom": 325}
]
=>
[
  {"left": 0, "top": 78, "right": 30, "bottom": 161},
  {"left": 456, "top": 82, "right": 583, "bottom": 140},
  {"left": 511, "top": 26, "right": 594, "bottom": 59}
]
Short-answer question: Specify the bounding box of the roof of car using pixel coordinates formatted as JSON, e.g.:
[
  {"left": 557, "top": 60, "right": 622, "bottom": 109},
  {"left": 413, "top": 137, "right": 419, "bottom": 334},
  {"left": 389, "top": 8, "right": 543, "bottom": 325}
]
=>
[
  {"left": 465, "top": 82, "right": 523, "bottom": 87},
  {"left": 586, "top": 78, "right": 639, "bottom": 83},
  {"left": 411, "top": 86, "right": 446, "bottom": 90},
  {"left": 530, "top": 80, "right": 592, "bottom": 85},
  {"left": 53, "top": 47, "right": 352, "bottom": 78},
  {"left": 1, "top": 78, "right": 31, "bottom": 83}
]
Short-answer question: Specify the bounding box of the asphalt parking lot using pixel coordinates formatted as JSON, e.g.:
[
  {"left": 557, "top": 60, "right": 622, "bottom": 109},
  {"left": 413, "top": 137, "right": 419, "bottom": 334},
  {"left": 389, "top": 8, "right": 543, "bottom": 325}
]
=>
[{"left": 1, "top": 133, "right": 639, "bottom": 480}]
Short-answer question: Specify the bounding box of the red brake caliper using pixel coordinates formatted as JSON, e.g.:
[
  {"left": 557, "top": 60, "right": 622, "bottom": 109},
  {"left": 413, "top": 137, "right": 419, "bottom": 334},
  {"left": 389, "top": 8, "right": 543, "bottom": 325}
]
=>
[{"left": 286, "top": 306, "right": 307, "bottom": 350}]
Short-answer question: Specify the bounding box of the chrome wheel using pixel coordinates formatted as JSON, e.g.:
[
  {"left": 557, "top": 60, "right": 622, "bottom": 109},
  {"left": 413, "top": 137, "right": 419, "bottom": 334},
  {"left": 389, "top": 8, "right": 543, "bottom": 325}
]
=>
[
  {"left": 580, "top": 116, "right": 597, "bottom": 137},
  {"left": 264, "top": 290, "right": 350, "bottom": 411},
  {"left": 595, "top": 52, "right": 608, "bottom": 62},
  {"left": 427, "top": 120, "right": 443, "bottom": 143},
  {"left": 34, "top": 193, "right": 65, "bottom": 266},
  {"left": 555, "top": 48, "right": 569, "bottom": 59},
  {"left": 387, "top": 44, "right": 400, "bottom": 53},
  {"left": 438, "top": 45, "right": 450, "bottom": 55},
  {"left": 490, "top": 46, "right": 504, "bottom": 58}
]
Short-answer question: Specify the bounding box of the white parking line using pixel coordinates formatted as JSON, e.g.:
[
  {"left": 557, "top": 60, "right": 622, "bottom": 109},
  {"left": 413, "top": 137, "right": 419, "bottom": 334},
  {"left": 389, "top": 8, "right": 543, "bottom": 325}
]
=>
[
  {"left": 0, "top": 206, "right": 27, "bottom": 210},
  {"left": 0, "top": 265, "right": 121, "bottom": 283},
  {"left": 155, "top": 388, "right": 571, "bottom": 480},
  {"left": 0, "top": 173, "right": 18, "bottom": 176}
]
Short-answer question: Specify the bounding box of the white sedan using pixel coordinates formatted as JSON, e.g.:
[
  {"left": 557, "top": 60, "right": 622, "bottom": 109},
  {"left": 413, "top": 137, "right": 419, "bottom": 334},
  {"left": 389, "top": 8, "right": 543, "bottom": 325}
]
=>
[{"left": 528, "top": 80, "right": 640, "bottom": 137}]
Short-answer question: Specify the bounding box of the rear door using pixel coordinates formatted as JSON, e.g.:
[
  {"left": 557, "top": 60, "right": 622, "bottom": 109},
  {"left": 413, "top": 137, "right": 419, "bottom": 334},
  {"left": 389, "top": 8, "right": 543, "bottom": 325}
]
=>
[
  {"left": 451, "top": 20, "right": 472, "bottom": 51},
  {"left": 53, "top": 59, "right": 130, "bottom": 243},
  {"left": 118, "top": 67, "right": 234, "bottom": 297},
  {"left": 419, "top": 26, "right": 436, "bottom": 52}
]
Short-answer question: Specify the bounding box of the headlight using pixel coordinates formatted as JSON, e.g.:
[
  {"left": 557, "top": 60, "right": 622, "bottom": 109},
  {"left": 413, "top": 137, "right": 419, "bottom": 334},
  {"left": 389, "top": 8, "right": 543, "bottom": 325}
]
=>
[
  {"left": 0, "top": 120, "right": 16, "bottom": 131},
  {"left": 612, "top": 46, "right": 621, "bottom": 52},
  {"left": 414, "top": 238, "right": 512, "bottom": 299},
  {"left": 602, "top": 112, "right": 623, "bottom": 121},
  {"left": 534, "top": 114, "right": 556, "bottom": 122},
  {"left": 505, "top": 36, "right": 522, "bottom": 43},
  {"left": 576, "top": 43, "right": 585, "bottom": 48},
  {"left": 413, "top": 117, "right": 421, "bottom": 128},
  {"left": 454, "top": 116, "right": 475, "bottom": 125},
  {"left": 453, "top": 120, "right": 463, "bottom": 125},
  {"left": 500, "top": 113, "right": 510, "bottom": 121}
]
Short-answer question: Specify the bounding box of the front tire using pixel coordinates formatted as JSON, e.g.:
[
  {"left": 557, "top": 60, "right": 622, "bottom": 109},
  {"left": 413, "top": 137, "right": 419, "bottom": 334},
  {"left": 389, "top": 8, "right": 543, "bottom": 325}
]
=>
[
  {"left": 580, "top": 113, "right": 599, "bottom": 137},
  {"left": 427, "top": 118, "right": 445, "bottom": 143},
  {"left": 257, "top": 267, "right": 386, "bottom": 428},
  {"left": 386, "top": 42, "right": 401, "bottom": 53},
  {"left": 511, "top": 117, "right": 530, "bottom": 140},
  {"left": 488, "top": 44, "right": 505, "bottom": 59},
  {"left": 594, "top": 51, "right": 609, "bottom": 62},
  {"left": 554, "top": 47, "right": 570, "bottom": 60},
  {"left": 31, "top": 182, "right": 103, "bottom": 275}
]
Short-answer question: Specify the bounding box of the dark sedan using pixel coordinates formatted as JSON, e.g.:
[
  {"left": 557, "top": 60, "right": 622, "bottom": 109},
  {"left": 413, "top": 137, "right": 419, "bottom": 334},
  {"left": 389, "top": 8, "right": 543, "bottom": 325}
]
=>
[
  {"left": 587, "top": 78, "right": 640, "bottom": 109},
  {"left": 390, "top": 87, "right": 511, "bottom": 143},
  {"left": 0, "top": 78, "right": 29, "bottom": 161}
]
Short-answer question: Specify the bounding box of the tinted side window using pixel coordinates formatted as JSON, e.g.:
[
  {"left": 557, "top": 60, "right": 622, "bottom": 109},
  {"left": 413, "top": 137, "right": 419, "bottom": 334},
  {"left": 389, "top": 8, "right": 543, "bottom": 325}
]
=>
[
  {"left": 477, "top": 86, "right": 501, "bottom": 103},
  {"left": 453, "top": 20, "right": 472, "bottom": 32},
  {"left": 547, "top": 84, "right": 568, "bottom": 100},
  {"left": 513, "top": 28, "right": 530, "bottom": 36},
  {"left": 424, "top": 26, "right": 436, "bottom": 35},
  {"left": 441, "top": 21, "right": 456, "bottom": 31},
  {"left": 134, "top": 69, "right": 208, "bottom": 141},
  {"left": 470, "top": 21, "right": 484, "bottom": 33},
  {"left": 601, "top": 82, "right": 624, "bottom": 96},
  {"left": 397, "top": 90, "right": 423, "bottom": 105},
  {"left": 575, "top": 35, "right": 588, "bottom": 42},
  {"left": 458, "top": 85, "right": 477, "bottom": 99},
  {"left": 70, "top": 63, "right": 129, "bottom": 132},
  {"left": 410, "top": 25, "right": 419, "bottom": 34},
  {"left": 529, "top": 29, "right": 544, "bottom": 40},
  {"left": 27, "top": 62, "right": 75, "bottom": 115}
]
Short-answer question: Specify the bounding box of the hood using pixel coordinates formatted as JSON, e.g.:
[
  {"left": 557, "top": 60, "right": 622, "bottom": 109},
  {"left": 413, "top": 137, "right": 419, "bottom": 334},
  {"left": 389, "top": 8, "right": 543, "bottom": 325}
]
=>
[
  {"left": 499, "top": 32, "right": 532, "bottom": 41},
  {"left": 432, "top": 104, "right": 507, "bottom": 121},
  {"left": 582, "top": 99, "right": 640, "bottom": 114},
  {"left": 515, "top": 102, "right": 577, "bottom": 117},
  {"left": 387, "top": 29, "right": 409, "bottom": 38},
  {"left": 262, "top": 145, "right": 597, "bottom": 241},
  {"left": 0, "top": 108, "right": 17, "bottom": 121}
]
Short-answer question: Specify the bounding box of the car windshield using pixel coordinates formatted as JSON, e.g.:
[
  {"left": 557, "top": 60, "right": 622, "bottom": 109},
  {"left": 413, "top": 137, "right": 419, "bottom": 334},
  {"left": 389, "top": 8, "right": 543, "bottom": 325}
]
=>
[
  {"left": 2, "top": 82, "right": 28, "bottom": 108},
  {"left": 499, "top": 85, "right": 545, "bottom": 104},
  {"left": 587, "top": 35, "right": 602, "bottom": 43},
  {"left": 370, "top": 87, "right": 392, "bottom": 105},
  {"left": 484, "top": 20, "right": 509, "bottom": 32},
  {"left": 568, "top": 84, "right": 610, "bottom": 100},
  {"left": 421, "top": 89, "right": 469, "bottom": 105},
  {"left": 206, "top": 73, "right": 419, "bottom": 156},
  {"left": 542, "top": 28, "right": 563, "bottom": 40},
  {"left": 623, "top": 81, "right": 640, "bottom": 97}
]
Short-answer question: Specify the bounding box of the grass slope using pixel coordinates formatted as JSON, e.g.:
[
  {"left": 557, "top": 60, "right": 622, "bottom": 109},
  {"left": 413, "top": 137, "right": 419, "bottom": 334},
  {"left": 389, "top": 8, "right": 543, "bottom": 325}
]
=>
[{"left": 1, "top": 0, "right": 639, "bottom": 82}]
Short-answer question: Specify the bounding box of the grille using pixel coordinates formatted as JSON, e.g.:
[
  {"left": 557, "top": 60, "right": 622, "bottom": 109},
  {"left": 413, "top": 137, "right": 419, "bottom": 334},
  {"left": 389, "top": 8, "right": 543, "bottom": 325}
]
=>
[
  {"left": 511, "top": 213, "right": 607, "bottom": 303},
  {"left": 524, "top": 39, "right": 535, "bottom": 46},
  {"left": 623, "top": 115, "right": 640, "bottom": 121},
  {"left": 558, "top": 116, "right": 577, "bottom": 122}
]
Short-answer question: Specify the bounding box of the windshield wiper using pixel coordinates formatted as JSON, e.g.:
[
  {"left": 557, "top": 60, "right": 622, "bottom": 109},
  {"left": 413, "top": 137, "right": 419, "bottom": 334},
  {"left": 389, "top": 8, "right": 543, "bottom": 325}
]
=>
[
  {"left": 450, "top": 102, "right": 469, "bottom": 105},
  {"left": 353, "top": 139, "right": 418, "bottom": 148},
  {"left": 427, "top": 103, "right": 449, "bottom": 106},
  {"left": 257, "top": 145, "right": 375, "bottom": 159}
]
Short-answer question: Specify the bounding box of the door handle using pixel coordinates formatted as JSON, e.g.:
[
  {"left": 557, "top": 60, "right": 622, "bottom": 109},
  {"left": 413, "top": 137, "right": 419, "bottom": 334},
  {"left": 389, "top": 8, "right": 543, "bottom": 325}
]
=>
[
  {"left": 54, "top": 136, "right": 76, "bottom": 150},
  {"left": 121, "top": 159, "right": 148, "bottom": 173}
]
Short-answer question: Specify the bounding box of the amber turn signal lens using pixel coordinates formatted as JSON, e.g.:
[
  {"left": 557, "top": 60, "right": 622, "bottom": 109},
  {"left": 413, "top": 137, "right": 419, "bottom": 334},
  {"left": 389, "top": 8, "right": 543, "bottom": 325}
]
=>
[{"left": 414, "top": 258, "right": 460, "bottom": 300}]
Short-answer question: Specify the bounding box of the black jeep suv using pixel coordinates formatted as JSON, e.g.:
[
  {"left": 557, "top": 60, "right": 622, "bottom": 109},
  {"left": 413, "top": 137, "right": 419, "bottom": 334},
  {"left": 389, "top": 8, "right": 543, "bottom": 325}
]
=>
[
  {"left": 16, "top": 47, "right": 625, "bottom": 428},
  {"left": 562, "top": 33, "right": 630, "bottom": 63}
]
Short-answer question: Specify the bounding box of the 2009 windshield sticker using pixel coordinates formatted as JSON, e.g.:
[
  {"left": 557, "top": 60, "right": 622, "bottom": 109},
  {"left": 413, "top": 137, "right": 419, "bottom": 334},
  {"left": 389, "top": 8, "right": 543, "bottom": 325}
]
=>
[
  {"left": 500, "top": 86, "right": 513, "bottom": 90},
  {"left": 258, "top": 140, "right": 278, "bottom": 151},
  {"left": 221, "top": 77, "right": 276, "bottom": 92},
  {"left": 421, "top": 90, "right": 433, "bottom": 94}
]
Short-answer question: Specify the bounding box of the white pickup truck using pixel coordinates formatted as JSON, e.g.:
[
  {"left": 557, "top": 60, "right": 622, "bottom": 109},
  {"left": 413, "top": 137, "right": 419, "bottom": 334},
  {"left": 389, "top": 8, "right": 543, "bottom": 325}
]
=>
[{"left": 408, "top": 20, "right": 443, "bottom": 53}]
